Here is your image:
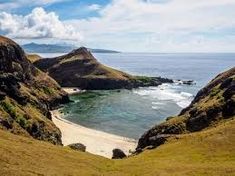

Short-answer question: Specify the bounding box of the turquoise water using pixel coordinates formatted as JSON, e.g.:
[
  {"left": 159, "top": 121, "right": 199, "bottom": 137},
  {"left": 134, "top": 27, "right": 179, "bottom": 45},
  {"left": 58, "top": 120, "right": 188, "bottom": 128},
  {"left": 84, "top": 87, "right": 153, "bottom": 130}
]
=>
[{"left": 45, "top": 52, "right": 235, "bottom": 139}]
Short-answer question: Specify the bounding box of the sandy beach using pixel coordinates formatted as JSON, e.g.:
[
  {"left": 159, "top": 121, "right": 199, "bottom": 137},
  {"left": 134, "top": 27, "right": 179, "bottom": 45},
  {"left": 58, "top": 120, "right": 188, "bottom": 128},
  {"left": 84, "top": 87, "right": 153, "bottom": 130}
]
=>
[{"left": 51, "top": 110, "right": 137, "bottom": 158}]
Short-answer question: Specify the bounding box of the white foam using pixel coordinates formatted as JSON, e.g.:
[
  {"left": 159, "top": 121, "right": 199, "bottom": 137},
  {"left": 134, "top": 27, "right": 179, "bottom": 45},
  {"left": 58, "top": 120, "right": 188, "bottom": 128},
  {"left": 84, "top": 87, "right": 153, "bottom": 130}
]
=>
[
  {"left": 133, "top": 84, "right": 194, "bottom": 108},
  {"left": 152, "top": 106, "right": 160, "bottom": 110}
]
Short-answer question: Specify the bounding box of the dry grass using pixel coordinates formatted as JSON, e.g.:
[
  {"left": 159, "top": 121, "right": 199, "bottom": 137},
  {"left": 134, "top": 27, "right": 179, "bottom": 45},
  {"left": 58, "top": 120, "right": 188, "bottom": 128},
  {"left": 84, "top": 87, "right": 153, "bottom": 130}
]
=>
[
  {"left": 0, "top": 118, "right": 234, "bottom": 176},
  {"left": 26, "top": 54, "right": 42, "bottom": 63}
]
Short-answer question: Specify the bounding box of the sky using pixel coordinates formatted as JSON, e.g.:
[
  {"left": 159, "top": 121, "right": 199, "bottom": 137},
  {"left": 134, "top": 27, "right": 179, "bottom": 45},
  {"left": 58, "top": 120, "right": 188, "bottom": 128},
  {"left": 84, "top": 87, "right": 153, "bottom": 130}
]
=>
[{"left": 0, "top": 0, "right": 235, "bottom": 52}]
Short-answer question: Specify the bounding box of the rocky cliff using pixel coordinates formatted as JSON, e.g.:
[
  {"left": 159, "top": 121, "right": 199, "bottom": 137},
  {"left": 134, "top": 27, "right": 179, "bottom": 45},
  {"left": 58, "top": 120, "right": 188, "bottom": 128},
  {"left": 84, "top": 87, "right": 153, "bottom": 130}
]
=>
[
  {"left": 0, "top": 36, "right": 69, "bottom": 145},
  {"left": 137, "top": 67, "right": 235, "bottom": 150},
  {"left": 34, "top": 47, "right": 173, "bottom": 90}
]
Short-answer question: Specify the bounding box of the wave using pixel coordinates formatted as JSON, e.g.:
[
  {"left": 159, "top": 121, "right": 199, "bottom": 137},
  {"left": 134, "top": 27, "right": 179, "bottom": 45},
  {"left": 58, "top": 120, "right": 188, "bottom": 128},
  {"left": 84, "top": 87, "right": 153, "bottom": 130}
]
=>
[{"left": 133, "top": 84, "right": 194, "bottom": 108}]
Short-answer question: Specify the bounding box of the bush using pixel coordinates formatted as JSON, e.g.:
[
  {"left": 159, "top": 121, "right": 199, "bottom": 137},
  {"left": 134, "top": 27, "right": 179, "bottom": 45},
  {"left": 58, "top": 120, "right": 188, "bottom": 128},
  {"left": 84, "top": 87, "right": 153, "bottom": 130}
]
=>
[
  {"left": 42, "top": 87, "right": 54, "bottom": 95},
  {"left": 1, "top": 101, "right": 17, "bottom": 119},
  {"left": 16, "top": 115, "right": 28, "bottom": 128}
]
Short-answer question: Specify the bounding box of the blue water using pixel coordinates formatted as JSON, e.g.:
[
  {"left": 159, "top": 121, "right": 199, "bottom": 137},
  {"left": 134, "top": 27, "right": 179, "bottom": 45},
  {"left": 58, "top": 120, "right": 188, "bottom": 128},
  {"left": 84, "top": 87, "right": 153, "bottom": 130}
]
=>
[
  {"left": 45, "top": 52, "right": 234, "bottom": 139},
  {"left": 94, "top": 53, "right": 235, "bottom": 94}
]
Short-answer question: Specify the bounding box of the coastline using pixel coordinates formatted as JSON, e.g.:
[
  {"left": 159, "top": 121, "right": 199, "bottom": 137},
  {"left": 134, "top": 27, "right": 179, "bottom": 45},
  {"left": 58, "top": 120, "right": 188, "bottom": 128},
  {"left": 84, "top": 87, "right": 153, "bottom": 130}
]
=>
[{"left": 51, "top": 109, "right": 137, "bottom": 158}]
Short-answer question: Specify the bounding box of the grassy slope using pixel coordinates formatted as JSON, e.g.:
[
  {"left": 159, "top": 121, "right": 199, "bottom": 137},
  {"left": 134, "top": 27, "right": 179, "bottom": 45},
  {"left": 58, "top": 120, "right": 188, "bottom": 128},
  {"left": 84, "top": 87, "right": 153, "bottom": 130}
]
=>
[
  {"left": 0, "top": 118, "right": 234, "bottom": 176},
  {"left": 26, "top": 54, "right": 42, "bottom": 63}
]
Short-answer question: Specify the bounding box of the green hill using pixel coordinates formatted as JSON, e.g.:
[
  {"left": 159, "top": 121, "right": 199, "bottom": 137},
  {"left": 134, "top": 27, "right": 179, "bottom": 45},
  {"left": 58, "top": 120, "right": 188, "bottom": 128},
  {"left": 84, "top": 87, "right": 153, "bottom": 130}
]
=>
[{"left": 34, "top": 47, "right": 173, "bottom": 90}]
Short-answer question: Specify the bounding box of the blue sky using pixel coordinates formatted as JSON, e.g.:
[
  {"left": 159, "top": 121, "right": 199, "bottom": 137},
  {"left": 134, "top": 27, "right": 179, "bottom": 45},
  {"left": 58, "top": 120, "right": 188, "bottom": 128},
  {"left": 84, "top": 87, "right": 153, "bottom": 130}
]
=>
[
  {"left": 0, "top": 0, "right": 235, "bottom": 52},
  {"left": 5, "top": 0, "right": 111, "bottom": 19}
]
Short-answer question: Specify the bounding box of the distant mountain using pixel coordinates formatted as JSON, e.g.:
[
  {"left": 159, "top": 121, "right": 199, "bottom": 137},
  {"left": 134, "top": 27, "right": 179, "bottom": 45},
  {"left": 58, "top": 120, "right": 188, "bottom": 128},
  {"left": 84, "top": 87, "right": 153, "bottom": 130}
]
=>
[{"left": 22, "top": 43, "right": 120, "bottom": 53}]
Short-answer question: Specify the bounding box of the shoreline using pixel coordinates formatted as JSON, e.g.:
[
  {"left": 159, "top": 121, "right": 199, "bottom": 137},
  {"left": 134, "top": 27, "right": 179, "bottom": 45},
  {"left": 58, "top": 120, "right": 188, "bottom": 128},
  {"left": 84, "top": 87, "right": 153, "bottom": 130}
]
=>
[{"left": 51, "top": 109, "right": 137, "bottom": 158}]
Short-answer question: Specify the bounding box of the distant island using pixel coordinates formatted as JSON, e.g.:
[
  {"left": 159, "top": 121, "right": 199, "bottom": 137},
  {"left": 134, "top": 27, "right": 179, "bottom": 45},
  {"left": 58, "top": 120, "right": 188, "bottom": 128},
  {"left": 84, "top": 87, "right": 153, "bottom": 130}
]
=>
[{"left": 22, "top": 43, "right": 120, "bottom": 53}]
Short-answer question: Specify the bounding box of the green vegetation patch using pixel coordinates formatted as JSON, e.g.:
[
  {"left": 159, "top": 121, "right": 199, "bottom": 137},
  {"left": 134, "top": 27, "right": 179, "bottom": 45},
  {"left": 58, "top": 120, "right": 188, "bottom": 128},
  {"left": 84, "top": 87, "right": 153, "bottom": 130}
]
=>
[
  {"left": 0, "top": 99, "right": 29, "bottom": 128},
  {"left": 42, "top": 86, "right": 55, "bottom": 95},
  {"left": 135, "top": 76, "right": 154, "bottom": 83}
]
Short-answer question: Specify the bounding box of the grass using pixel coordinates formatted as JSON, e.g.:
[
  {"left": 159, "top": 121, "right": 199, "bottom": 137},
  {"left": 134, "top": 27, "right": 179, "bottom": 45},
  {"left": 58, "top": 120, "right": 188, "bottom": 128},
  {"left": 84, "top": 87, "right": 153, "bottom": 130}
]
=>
[
  {"left": 26, "top": 54, "right": 42, "bottom": 63},
  {"left": 0, "top": 118, "right": 234, "bottom": 176}
]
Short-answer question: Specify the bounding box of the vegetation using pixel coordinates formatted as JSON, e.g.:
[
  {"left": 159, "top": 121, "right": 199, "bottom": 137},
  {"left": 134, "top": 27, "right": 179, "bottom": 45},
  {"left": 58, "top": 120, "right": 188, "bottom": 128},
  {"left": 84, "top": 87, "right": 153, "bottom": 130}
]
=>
[{"left": 0, "top": 118, "right": 234, "bottom": 175}]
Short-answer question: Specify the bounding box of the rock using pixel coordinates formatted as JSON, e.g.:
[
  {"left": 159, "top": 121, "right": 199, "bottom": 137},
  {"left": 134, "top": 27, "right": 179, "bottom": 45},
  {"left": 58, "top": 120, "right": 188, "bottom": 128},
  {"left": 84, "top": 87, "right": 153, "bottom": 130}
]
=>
[
  {"left": 68, "top": 143, "right": 86, "bottom": 152},
  {"left": 137, "top": 133, "right": 174, "bottom": 150},
  {"left": 0, "top": 90, "right": 6, "bottom": 100},
  {"left": 223, "top": 84, "right": 235, "bottom": 100},
  {"left": 174, "top": 80, "right": 195, "bottom": 85},
  {"left": 183, "top": 80, "right": 194, "bottom": 85},
  {"left": 222, "top": 99, "right": 235, "bottom": 117},
  {"left": 112, "top": 148, "right": 127, "bottom": 159},
  {"left": 220, "top": 77, "right": 233, "bottom": 89},
  {"left": 0, "top": 117, "right": 14, "bottom": 129}
]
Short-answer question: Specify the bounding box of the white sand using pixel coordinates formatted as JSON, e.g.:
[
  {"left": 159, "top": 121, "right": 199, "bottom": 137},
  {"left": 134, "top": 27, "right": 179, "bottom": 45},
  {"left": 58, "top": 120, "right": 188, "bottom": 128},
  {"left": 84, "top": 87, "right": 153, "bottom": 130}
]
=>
[
  {"left": 62, "top": 87, "right": 84, "bottom": 95},
  {"left": 51, "top": 110, "right": 137, "bottom": 158}
]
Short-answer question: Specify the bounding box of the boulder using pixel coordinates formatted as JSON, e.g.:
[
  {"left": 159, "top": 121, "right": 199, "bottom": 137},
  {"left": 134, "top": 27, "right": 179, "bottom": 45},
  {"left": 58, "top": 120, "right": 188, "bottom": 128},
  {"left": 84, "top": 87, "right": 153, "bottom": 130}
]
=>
[
  {"left": 112, "top": 148, "right": 126, "bottom": 159},
  {"left": 68, "top": 143, "right": 86, "bottom": 152}
]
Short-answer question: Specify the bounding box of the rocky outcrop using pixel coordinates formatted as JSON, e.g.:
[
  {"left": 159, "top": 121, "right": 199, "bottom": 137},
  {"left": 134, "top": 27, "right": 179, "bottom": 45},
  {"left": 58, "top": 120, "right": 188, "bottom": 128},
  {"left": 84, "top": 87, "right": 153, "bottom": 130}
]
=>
[
  {"left": 137, "top": 67, "right": 235, "bottom": 150},
  {"left": 34, "top": 47, "right": 173, "bottom": 90},
  {"left": 0, "top": 36, "right": 70, "bottom": 145},
  {"left": 112, "top": 148, "right": 127, "bottom": 159}
]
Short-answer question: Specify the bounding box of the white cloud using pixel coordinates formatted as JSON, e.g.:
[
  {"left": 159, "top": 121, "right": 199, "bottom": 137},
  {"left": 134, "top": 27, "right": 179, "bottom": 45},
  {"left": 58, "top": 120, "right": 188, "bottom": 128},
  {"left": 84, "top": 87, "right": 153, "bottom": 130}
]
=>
[
  {"left": 87, "top": 4, "right": 101, "bottom": 11},
  {"left": 0, "top": 7, "right": 82, "bottom": 41},
  {"left": 66, "top": 0, "right": 235, "bottom": 52},
  {"left": 1, "top": 0, "right": 234, "bottom": 52}
]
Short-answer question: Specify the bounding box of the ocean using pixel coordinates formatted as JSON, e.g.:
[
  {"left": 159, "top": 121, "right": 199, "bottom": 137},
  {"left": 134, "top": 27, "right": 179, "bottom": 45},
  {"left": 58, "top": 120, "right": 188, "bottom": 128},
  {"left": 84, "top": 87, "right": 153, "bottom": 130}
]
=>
[{"left": 39, "top": 52, "right": 235, "bottom": 139}]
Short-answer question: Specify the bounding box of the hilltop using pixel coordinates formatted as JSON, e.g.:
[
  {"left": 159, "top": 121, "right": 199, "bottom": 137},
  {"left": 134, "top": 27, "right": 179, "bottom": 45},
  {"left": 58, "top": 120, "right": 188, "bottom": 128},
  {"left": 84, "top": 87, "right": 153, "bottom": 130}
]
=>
[
  {"left": 0, "top": 36, "right": 69, "bottom": 144},
  {"left": 34, "top": 47, "right": 173, "bottom": 89}
]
